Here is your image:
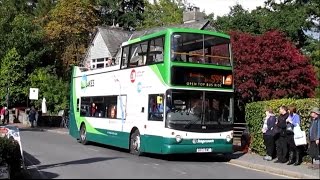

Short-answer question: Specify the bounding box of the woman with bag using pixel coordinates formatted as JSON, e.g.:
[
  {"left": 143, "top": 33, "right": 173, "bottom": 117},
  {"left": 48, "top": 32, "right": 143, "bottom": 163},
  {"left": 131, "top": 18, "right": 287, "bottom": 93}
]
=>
[
  {"left": 286, "top": 105, "right": 302, "bottom": 165},
  {"left": 262, "top": 107, "right": 277, "bottom": 161}
]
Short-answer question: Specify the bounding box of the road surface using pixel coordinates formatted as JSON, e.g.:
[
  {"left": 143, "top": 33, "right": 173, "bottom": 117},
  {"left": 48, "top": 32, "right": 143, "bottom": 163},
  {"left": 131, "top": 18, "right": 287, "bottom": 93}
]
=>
[{"left": 20, "top": 129, "right": 286, "bottom": 179}]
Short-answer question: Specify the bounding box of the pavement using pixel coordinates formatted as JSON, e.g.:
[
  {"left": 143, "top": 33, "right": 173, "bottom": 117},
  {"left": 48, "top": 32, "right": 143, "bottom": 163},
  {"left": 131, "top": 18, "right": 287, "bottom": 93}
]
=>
[{"left": 10, "top": 123, "right": 320, "bottom": 179}]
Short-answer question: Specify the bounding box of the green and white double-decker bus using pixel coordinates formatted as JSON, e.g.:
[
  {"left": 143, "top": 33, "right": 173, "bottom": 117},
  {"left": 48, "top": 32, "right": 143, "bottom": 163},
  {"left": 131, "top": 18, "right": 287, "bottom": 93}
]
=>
[{"left": 69, "top": 28, "right": 234, "bottom": 155}]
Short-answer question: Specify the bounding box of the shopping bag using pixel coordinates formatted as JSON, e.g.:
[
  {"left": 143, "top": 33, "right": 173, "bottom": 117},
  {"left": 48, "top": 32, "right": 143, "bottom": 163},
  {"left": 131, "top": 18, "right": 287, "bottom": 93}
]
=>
[
  {"left": 293, "top": 124, "right": 303, "bottom": 138},
  {"left": 294, "top": 126, "right": 307, "bottom": 146}
]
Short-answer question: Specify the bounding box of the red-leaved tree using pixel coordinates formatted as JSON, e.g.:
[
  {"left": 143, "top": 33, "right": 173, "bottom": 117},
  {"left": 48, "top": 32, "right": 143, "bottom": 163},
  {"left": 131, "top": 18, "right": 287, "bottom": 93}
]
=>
[{"left": 231, "top": 30, "right": 318, "bottom": 104}]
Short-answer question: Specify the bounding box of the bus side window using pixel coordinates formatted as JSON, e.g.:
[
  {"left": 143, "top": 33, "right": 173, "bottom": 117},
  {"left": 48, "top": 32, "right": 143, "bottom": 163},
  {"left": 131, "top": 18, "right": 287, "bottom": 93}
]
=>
[
  {"left": 148, "top": 36, "right": 164, "bottom": 64},
  {"left": 130, "top": 41, "right": 148, "bottom": 67},
  {"left": 148, "top": 94, "right": 164, "bottom": 121},
  {"left": 121, "top": 46, "right": 130, "bottom": 69},
  {"left": 76, "top": 98, "right": 80, "bottom": 112}
]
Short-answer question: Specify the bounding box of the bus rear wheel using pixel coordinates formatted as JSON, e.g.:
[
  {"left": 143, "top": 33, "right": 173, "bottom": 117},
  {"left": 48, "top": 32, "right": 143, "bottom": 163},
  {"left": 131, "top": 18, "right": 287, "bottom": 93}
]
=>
[
  {"left": 130, "top": 130, "right": 142, "bottom": 156},
  {"left": 80, "top": 124, "right": 88, "bottom": 145}
]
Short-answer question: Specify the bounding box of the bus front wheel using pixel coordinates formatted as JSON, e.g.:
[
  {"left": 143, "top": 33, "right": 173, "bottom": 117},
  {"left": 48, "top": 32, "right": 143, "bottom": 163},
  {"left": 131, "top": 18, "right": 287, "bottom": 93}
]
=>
[
  {"left": 130, "top": 130, "right": 142, "bottom": 156},
  {"left": 80, "top": 124, "right": 88, "bottom": 145}
]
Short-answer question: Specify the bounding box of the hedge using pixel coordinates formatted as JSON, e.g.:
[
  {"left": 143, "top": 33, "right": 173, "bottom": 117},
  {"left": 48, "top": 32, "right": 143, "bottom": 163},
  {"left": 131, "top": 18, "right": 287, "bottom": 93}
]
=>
[
  {"left": 0, "top": 137, "right": 23, "bottom": 178},
  {"left": 245, "top": 98, "right": 320, "bottom": 156}
]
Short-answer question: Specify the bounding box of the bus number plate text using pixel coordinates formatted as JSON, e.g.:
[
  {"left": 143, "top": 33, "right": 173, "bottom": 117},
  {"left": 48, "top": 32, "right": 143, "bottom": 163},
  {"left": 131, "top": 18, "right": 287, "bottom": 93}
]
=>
[{"left": 196, "top": 148, "right": 212, "bottom": 153}]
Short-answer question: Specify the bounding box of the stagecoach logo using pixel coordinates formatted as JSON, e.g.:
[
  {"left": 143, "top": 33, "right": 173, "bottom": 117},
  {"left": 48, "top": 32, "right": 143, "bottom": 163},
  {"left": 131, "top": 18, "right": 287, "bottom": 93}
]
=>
[
  {"left": 81, "top": 74, "right": 94, "bottom": 89},
  {"left": 130, "top": 69, "right": 136, "bottom": 83},
  {"left": 192, "top": 139, "right": 215, "bottom": 144}
]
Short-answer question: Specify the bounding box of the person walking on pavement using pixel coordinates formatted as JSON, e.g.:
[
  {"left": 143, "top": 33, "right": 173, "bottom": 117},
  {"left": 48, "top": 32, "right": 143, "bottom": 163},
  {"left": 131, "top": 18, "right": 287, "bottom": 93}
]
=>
[
  {"left": 286, "top": 105, "right": 302, "bottom": 166},
  {"left": 274, "top": 106, "right": 290, "bottom": 163},
  {"left": 262, "top": 107, "right": 277, "bottom": 161},
  {"left": 0, "top": 105, "right": 4, "bottom": 124},
  {"left": 29, "top": 106, "right": 37, "bottom": 128},
  {"left": 3, "top": 106, "right": 9, "bottom": 124},
  {"left": 308, "top": 107, "right": 320, "bottom": 169}
]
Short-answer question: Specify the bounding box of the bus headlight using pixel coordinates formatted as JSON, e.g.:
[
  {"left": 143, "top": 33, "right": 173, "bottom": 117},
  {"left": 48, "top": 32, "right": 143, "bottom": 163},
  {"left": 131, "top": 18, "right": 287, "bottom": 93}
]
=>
[
  {"left": 175, "top": 135, "right": 182, "bottom": 143},
  {"left": 226, "top": 135, "right": 232, "bottom": 142}
]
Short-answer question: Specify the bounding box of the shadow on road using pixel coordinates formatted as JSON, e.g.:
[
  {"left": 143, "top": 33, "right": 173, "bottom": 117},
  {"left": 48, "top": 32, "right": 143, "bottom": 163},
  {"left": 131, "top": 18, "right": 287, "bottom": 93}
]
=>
[
  {"left": 24, "top": 151, "right": 41, "bottom": 165},
  {"left": 90, "top": 142, "right": 130, "bottom": 153},
  {"left": 24, "top": 150, "right": 121, "bottom": 179},
  {"left": 24, "top": 151, "right": 59, "bottom": 179},
  {"left": 36, "top": 157, "right": 121, "bottom": 171},
  {"left": 19, "top": 128, "right": 45, "bottom": 132},
  {"left": 143, "top": 152, "right": 246, "bottom": 162}
]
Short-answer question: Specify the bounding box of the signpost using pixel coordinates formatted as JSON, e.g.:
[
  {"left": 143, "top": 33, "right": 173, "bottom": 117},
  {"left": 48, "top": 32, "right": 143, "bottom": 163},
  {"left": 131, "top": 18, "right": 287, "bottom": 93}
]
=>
[{"left": 29, "top": 88, "right": 39, "bottom": 100}]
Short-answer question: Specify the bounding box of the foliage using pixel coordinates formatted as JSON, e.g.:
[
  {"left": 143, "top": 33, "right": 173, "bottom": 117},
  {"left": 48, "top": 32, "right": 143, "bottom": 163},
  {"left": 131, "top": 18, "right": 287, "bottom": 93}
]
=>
[
  {"left": 212, "top": 0, "right": 318, "bottom": 49},
  {"left": 245, "top": 98, "right": 320, "bottom": 156},
  {"left": 33, "top": 0, "right": 57, "bottom": 18},
  {"left": 44, "top": 0, "right": 99, "bottom": 76},
  {"left": 231, "top": 30, "right": 318, "bottom": 104},
  {"left": 212, "top": 4, "right": 261, "bottom": 34},
  {"left": 0, "top": 1, "right": 47, "bottom": 106},
  {"left": 0, "top": 137, "right": 22, "bottom": 177},
  {"left": 138, "top": 0, "right": 183, "bottom": 29},
  {"left": 0, "top": 48, "right": 26, "bottom": 106},
  {"left": 28, "top": 67, "right": 69, "bottom": 113},
  {"left": 95, "top": 0, "right": 144, "bottom": 30}
]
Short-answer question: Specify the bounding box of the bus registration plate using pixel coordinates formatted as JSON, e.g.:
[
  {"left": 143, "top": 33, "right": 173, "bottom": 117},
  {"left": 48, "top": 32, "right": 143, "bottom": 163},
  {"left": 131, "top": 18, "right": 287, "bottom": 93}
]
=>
[{"left": 196, "top": 148, "right": 212, "bottom": 153}]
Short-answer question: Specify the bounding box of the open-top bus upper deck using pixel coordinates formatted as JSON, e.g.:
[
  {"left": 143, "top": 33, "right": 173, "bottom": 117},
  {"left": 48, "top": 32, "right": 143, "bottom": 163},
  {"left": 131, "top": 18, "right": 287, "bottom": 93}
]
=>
[{"left": 79, "top": 28, "right": 233, "bottom": 92}]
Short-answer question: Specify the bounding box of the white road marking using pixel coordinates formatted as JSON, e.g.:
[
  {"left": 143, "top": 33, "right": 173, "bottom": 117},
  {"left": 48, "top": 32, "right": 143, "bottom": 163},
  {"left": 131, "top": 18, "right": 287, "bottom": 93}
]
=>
[
  {"left": 226, "top": 162, "right": 295, "bottom": 179},
  {"left": 88, "top": 147, "right": 99, "bottom": 152},
  {"left": 172, "top": 169, "right": 187, "bottom": 175}
]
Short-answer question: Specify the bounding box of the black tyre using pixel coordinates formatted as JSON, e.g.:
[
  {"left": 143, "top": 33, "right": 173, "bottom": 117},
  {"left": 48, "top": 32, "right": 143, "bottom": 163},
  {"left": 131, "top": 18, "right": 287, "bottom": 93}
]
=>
[
  {"left": 130, "top": 130, "right": 142, "bottom": 156},
  {"left": 80, "top": 124, "right": 88, "bottom": 145}
]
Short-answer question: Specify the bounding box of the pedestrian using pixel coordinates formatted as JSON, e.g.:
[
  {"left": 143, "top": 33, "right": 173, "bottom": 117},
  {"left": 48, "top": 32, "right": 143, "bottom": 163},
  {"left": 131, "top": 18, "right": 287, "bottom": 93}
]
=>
[
  {"left": 0, "top": 105, "right": 4, "bottom": 124},
  {"left": 274, "top": 105, "right": 289, "bottom": 163},
  {"left": 286, "top": 105, "right": 302, "bottom": 165},
  {"left": 29, "top": 106, "right": 37, "bottom": 128},
  {"left": 262, "top": 107, "right": 276, "bottom": 161},
  {"left": 308, "top": 107, "right": 320, "bottom": 169},
  {"left": 3, "top": 106, "right": 9, "bottom": 124}
]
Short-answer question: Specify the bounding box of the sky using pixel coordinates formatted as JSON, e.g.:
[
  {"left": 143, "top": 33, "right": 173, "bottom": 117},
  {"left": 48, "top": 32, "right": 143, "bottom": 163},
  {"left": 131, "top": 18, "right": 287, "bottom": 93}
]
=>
[{"left": 186, "top": 0, "right": 268, "bottom": 18}]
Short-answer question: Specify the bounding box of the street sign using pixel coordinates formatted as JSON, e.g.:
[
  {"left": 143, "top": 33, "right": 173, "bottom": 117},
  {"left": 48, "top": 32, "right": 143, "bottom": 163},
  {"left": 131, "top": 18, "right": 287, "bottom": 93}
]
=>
[{"left": 29, "top": 88, "right": 39, "bottom": 100}]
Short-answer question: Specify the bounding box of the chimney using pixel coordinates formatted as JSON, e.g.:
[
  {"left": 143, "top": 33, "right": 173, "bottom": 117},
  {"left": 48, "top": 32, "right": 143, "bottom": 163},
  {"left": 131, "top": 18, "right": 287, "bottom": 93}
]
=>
[{"left": 183, "top": 6, "right": 205, "bottom": 24}]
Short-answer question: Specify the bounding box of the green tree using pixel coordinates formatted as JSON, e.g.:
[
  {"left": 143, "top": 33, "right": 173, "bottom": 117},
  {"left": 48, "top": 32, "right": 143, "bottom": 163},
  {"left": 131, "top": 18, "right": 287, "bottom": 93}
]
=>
[
  {"left": 212, "top": 0, "right": 318, "bottom": 49},
  {"left": 8, "top": 14, "right": 46, "bottom": 73},
  {"left": 0, "top": 0, "right": 34, "bottom": 58},
  {"left": 95, "top": 0, "right": 121, "bottom": 26},
  {"left": 212, "top": 4, "right": 261, "bottom": 34},
  {"left": 139, "top": 0, "right": 183, "bottom": 29},
  {"left": 95, "top": 0, "right": 144, "bottom": 30},
  {"left": 0, "top": 48, "right": 26, "bottom": 106},
  {"left": 33, "top": 0, "right": 57, "bottom": 18},
  {"left": 28, "top": 67, "right": 69, "bottom": 113},
  {"left": 119, "top": 0, "right": 144, "bottom": 30},
  {"left": 44, "top": 0, "right": 99, "bottom": 77}
]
